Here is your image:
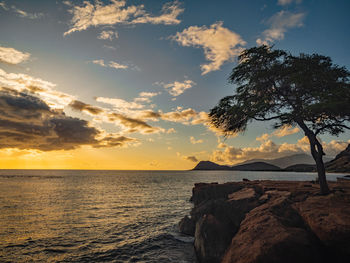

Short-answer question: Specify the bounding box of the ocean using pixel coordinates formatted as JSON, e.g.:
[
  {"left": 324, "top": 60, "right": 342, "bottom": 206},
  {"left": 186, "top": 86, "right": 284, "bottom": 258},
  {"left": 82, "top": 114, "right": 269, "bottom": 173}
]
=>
[{"left": 0, "top": 170, "right": 345, "bottom": 263}]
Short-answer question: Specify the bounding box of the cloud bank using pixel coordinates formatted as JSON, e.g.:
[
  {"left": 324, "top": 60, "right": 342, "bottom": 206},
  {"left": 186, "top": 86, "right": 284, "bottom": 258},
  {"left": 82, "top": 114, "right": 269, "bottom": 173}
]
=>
[{"left": 0, "top": 88, "right": 136, "bottom": 151}]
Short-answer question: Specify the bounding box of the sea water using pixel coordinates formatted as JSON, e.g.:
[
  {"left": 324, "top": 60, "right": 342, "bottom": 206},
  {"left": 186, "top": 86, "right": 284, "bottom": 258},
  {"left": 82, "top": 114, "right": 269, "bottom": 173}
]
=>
[{"left": 0, "top": 170, "right": 344, "bottom": 262}]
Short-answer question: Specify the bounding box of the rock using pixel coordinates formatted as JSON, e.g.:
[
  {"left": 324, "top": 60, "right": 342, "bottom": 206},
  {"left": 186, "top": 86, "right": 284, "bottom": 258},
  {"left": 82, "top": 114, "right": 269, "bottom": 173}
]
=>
[
  {"left": 326, "top": 144, "right": 350, "bottom": 172},
  {"left": 194, "top": 214, "right": 232, "bottom": 263},
  {"left": 228, "top": 187, "right": 256, "bottom": 201},
  {"left": 294, "top": 193, "right": 350, "bottom": 261},
  {"left": 191, "top": 186, "right": 261, "bottom": 262},
  {"left": 191, "top": 182, "right": 243, "bottom": 205},
  {"left": 222, "top": 192, "right": 322, "bottom": 263},
  {"left": 179, "top": 215, "right": 195, "bottom": 236},
  {"left": 182, "top": 180, "right": 350, "bottom": 263}
]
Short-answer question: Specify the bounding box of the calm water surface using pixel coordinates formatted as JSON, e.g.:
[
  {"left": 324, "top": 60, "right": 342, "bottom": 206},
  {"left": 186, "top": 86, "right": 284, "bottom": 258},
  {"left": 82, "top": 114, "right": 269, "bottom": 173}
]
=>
[{"left": 0, "top": 170, "right": 345, "bottom": 262}]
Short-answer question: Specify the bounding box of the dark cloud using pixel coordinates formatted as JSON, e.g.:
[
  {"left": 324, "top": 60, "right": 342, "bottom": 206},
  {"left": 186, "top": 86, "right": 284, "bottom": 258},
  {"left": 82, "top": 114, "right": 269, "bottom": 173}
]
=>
[
  {"left": 139, "top": 110, "right": 162, "bottom": 119},
  {"left": 107, "top": 112, "right": 163, "bottom": 133},
  {"left": 69, "top": 100, "right": 104, "bottom": 115},
  {"left": 184, "top": 155, "right": 198, "bottom": 162},
  {"left": 0, "top": 88, "right": 135, "bottom": 150}
]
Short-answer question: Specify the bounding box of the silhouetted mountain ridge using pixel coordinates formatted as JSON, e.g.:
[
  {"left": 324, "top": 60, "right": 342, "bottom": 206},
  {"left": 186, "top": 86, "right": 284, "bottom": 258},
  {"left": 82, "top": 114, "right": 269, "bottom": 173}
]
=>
[
  {"left": 193, "top": 161, "right": 281, "bottom": 171},
  {"left": 193, "top": 145, "right": 350, "bottom": 172},
  {"left": 234, "top": 153, "right": 333, "bottom": 169}
]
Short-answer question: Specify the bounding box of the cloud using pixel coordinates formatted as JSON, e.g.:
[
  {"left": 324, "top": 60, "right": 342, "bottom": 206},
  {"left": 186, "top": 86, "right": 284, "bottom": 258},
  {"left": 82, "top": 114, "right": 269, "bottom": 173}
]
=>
[
  {"left": 0, "top": 68, "right": 74, "bottom": 109},
  {"left": 0, "top": 67, "right": 162, "bottom": 136},
  {"left": 91, "top": 59, "right": 128, "bottom": 70},
  {"left": 256, "top": 11, "right": 305, "bottom": 45},
  {"left": 106, "top": 112, "right": 164, "bottom": 134},
  {"left": 0, "top": 88, "right": 136, "bottom": 151},
  {"left": 211, "top": 137, "right": 349, "bottom": 165},
  {"left": 160, "top": 79, "right": 195, "bottom": 96},
  {"left": 273, "top": 125, "right": 300, "bottom": 137},
  {"left": 190, "top": 136, "right": 203, "bottom": 144},
  {"left": 96, "top": 96, "right": 144, "bottom": 110},
  {"left": 109, "top": 61, "right": 128, "bottom": 69},
  {"left": 139, "top": 91, "right": 160, "bottom": 98},
  {"left": 256, "top": 133, "right": 270, "bottom": 142},
  {"left": 92, "top": 59, "right": 106, "bottom": 67},
  {"left": 161, "top": 108, "right": 198, "bottom": 123},
  {"left": 0, "top": 2, "right": 8, "bottom": 10},
  {"left": 68, "top": 99, "right": 163, "bottom": 134},
  {"left": 64, "top": 0, "right": 183, "bottom": 36},
  {"left": 69, "top": 100, "right": 104, "bottom": 115},
  {"left": 167, "top": 128, "right": 176, "bottom": 134},
  {"left": 0, "top": 46, "right": 30, "bottom": 64},
  {"left": 98, "top": 30, "right": 118, "bottom": 40},
  {"left": 183, "top": 155, "right": 198, "bottom": 162},
  {"left": 256, "top": 125, "right": 300, "bottom": 142},
  {"left": 277, "top": 0, "right": 302, "bottom": 6},
  {"left": 0, "top": 2, "right": 43, "bottom": 19},
  {"left": 171, "top": 21, "right": 246, "bottom": 75},
  {"left": 131, "top": 0, "right": 183, "bottom": 25}
]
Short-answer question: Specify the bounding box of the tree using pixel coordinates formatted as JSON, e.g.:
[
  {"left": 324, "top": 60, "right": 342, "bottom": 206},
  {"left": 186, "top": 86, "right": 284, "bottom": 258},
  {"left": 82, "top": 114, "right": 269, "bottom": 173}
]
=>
[{"left": 209, "top": 45, "right": 350, "bottom": 194}]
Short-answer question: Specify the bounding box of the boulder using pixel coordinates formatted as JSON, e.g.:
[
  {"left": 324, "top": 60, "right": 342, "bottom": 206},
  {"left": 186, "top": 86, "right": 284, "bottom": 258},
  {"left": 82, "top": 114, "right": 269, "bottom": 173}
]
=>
[{"left": 222, "top": 192, "right": 323, "bottom": 263}]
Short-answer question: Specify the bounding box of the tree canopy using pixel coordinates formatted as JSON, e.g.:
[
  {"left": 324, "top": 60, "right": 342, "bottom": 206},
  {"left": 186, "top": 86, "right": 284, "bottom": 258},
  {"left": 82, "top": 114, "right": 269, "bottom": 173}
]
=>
[{"left": 209, "top": 45, "right": 350, "bottom": 194}]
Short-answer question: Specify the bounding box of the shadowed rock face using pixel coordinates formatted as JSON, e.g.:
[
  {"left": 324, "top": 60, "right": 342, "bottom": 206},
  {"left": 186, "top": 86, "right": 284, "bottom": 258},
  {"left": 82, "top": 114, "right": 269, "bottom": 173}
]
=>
[
  {"left": 294, "top": 194, "right": 350, "bottom": 261},
  {"left": 326, "top": 144, "right": 350, "bottom": 172},
  {"left": 179, "top": 180, "right": 350, "bottom": 263}
]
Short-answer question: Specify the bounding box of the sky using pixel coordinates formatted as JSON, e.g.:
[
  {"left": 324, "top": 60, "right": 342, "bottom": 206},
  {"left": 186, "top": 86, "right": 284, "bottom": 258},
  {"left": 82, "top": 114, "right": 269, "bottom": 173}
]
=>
[{"left": 0, "top": 0, "right": 349, "bottom": 170}]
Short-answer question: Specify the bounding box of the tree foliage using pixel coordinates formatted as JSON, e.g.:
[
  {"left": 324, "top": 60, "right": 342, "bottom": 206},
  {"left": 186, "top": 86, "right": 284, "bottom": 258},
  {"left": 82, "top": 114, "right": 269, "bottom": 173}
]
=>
[{"left": 209, "top": 45, "right": 350, "bottom": 194}]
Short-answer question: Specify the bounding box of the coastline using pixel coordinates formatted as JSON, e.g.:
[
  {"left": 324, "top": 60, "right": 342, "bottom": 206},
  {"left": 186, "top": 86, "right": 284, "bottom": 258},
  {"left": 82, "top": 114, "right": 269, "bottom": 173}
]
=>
[{"left": 179, "top": 179, "right": 350, "bottom": 263}]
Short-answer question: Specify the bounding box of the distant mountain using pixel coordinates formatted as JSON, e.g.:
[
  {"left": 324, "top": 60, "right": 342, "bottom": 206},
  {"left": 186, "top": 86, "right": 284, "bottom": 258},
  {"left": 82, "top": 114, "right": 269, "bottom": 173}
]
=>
[
  {"left": 193, "top": 147, "right": 349, "bottom": 172},
  {"left": 193, "top": 161, "right": 231, "bottom": 170},
  {"left": 326, "top": 144, "right": 350, "bottom": 172},
  {"left": 284, "top": 164, "right": 315, "bottom": 172},
  {"left": 193, "top": 161, "right": 281, "bottom": 171},
  {"left": 235, "top": 153, "right": 333, "bottom": 169},
  {"left": 231, "top": 162, "right": 281, "bottom": 171}
]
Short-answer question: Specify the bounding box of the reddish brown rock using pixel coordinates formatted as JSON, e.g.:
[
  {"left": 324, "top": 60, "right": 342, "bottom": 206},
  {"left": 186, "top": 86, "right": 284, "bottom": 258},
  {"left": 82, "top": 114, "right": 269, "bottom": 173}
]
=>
[
  {"left": 222, "top": 192, "right": 322, "bottom": 263},
  {"left": 294, "top": 193, "right": 350, "bottom": 261},
  {"left": 191, "top": 182, "right": 243, "bottom": 205},
  {"left": 183, "top": 180, "right": 350, "bottom": 263}
]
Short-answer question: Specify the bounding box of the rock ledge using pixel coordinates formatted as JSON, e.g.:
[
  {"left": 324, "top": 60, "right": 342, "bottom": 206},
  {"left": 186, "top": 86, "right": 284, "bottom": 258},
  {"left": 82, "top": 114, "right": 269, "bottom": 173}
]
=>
[{"left": 179, "top": 180, "right": 350, "bottom": 263}]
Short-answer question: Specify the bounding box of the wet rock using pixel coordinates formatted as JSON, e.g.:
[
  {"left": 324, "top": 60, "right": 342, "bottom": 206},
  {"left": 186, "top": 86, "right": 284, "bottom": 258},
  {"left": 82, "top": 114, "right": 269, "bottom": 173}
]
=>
[
  {"left": 179, "top": 215, "right": 195, "bottom": 236},
  {"left": 194, "top": 214, "right": 232, "bottom": 263}
]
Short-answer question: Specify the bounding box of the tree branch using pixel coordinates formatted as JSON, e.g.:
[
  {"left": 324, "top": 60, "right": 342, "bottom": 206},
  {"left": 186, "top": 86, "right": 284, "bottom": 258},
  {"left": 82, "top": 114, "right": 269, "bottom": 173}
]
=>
[
  {"left": 315, "top": 123, "right": 350, "bottom": 135},
  {"left": 253, "top": 115, "right": 283, "bottom": 121}
]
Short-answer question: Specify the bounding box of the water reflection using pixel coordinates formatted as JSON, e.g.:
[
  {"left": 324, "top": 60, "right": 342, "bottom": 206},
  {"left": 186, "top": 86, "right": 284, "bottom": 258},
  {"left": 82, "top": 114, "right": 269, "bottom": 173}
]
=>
[{"left": 0, "top": 170, "right": 343, "bottom": 262}]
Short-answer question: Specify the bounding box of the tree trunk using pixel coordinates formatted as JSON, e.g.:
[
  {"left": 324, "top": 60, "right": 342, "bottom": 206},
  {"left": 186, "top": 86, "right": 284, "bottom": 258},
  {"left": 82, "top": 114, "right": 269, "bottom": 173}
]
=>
[
  {"left": 306, "top": 134, "right": 330, "bottom": 195},
  {"left": 296, "top": 119, "right": 330, "bottom": 194}
]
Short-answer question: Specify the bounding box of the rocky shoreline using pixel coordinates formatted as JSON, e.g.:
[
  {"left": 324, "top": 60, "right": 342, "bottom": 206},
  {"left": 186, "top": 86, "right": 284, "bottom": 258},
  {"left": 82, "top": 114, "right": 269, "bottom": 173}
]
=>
[{"left": 179, "top": 179, "right": 350, "bottom": 263}]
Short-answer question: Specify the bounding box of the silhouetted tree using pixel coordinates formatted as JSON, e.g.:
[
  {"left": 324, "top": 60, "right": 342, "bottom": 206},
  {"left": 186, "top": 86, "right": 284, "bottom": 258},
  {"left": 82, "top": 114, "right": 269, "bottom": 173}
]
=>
[{"left": 209, "top": 46, "right": 350, "bottom": 194}]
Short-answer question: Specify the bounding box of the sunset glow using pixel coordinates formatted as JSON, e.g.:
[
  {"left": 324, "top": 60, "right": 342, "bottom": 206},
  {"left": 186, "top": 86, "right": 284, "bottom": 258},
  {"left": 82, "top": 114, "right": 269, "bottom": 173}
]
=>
[{"left": 0, "top": 0, "right": 349, "bottom": 170}]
